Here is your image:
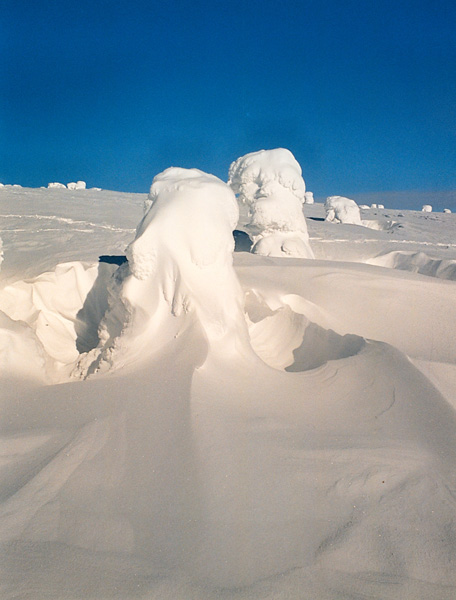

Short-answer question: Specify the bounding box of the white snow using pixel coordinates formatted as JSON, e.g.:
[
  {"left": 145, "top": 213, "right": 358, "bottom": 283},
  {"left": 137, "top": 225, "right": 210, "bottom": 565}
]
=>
[
  {"left": 422, "top": 204, "right": 433, "bottom": 212},
  {"left": 1, "top": 182, "right": 456, "bottom": 600},
  {"left": 304, "top": 190, "right": 314, "bottom": 204},
  {"left": 228, "top": 148, "right": 314, "bottom": 258},
  {"left": 444, "top": 208, "right": 452, "bottom": 213},
  {"left": 325, "top": 195, "right": 362, "bottom": 225},
  {"left": 47, "top": 182, "right": 67, "bottom": 189},
  {"left": 67, "top": 181, "right": 86, "bottom": 190}
]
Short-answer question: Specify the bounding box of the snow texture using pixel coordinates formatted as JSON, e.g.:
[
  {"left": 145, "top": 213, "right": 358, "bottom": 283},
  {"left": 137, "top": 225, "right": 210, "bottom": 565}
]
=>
[
  {"left": 422, "top": 204, "right": 433, "bottom": 212},
  {"left": 48, "top": 182, "right": 67, "bottom": 189},
  {"left": 228, "top": 148, "right": 314, "bottom": 258},
  {"left": 325, "top": 195, "right": 362, "bottom": 225}
]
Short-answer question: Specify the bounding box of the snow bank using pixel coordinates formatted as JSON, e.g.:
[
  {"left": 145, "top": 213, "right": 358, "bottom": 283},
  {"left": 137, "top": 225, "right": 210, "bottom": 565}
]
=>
[
  {"left": 48, "top": 182, "right": 67, "bottom": 189},
  {"left": 228, "top": 148, "right": 314, "bottom": 258},
  {"left": 422, "top": 204, "right": 433, "bottom": 212},
  {"left": 325, "top": 195, "right": 362, "bottom": 225},
  {"left": 444, "top": 208, "right": 452, "bottom": 213},
  {"left": 76, "top": 168, "right": 249, "bottom": 376},
  {"left": 67, "top": 181, "right": 86, "bottom": 190}
]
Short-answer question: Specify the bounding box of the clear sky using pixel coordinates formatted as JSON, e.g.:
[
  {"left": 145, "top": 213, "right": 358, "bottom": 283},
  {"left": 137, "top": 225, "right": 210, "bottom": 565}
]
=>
[{"left": 1, "top": 0, "right": 455, "bottom": 197}]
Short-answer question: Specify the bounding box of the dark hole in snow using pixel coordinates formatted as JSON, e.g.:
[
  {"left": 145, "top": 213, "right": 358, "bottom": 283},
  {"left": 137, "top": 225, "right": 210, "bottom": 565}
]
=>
[
  {"left": 233, "top": 230, "right": 252, "bottom": 252},
  {"left": 99, "top": 255, "right": 128, "bottom": 265}
]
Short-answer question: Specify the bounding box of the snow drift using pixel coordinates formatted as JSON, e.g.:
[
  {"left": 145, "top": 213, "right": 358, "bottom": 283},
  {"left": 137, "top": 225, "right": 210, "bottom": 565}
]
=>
[
  {"left": 1, "top": 182, "right": 456, "bottom": 600},
  {"left": 228, "top": 148, "right": 314, "bottom": 258}
]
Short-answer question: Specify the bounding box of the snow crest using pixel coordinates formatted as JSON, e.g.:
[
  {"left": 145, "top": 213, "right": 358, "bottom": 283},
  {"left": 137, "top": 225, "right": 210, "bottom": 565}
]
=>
[{"left": 228, "top": 148, "right": 314, "bottom": 258}]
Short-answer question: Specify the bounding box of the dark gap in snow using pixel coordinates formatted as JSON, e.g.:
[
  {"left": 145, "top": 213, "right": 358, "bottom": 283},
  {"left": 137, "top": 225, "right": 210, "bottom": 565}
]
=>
[
  {"left": 233, "top": 230, "right": 252, "bottom": 252},
  {"left": 98, "top": 255, "right": 128, "bottom": 265}
]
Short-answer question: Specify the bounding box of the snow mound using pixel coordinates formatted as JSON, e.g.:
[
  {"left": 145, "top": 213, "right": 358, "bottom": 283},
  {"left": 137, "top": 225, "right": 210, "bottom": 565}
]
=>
[
  {"left": 325, "top": 196, "right": 362, "bottom": 225},
  {"left": 422, "top": 204, "right": 433, "bottom": 212},
  {"left": 304, "top": 191, "right": 314, "bottom": 204},
  {"left": 228, "top": 148, "right": 314, "bottom": 258},
  {"left": 67, "top": 181, "right": 86, "bottom": 190},
  {"left": 76, "top": 168, "right": 249, "bottom": 376},
  {"left": 48, "top": 182, "right": 67, "bottom": 189},
  {"left": 444, "top": 208, "right": 452, "bottom": 213}
]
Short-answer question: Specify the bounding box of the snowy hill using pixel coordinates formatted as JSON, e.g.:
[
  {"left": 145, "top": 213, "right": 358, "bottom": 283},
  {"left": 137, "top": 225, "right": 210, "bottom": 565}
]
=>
[{"left": 1, "top": 180, "right": 456, "bottom": 599}]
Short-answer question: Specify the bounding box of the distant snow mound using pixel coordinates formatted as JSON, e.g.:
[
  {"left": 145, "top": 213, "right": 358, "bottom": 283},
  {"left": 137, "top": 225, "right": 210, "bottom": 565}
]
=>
[
  {"left": 67, "top": 181, "right": 86, "bottom": 190},
  {"left": 228, "top": 148, "right": 314, "bottom": 259},
  {"left": 422, "top": 204, "right": 433, "bottom": 212},
  {"left": 325, "top": 196, "right": 362, "bottom": 225},
  {"left": 304, "top": 191, "right": 314, "bottom": 204},
  {"left": 75, "top": 168, "right": 248, "bottom": 376},
  {"left": 444, "top": 208, "right": 452, "bottom": 213},
  {"left": 48, "top": 182, "right": 67, "bottom": 189}
]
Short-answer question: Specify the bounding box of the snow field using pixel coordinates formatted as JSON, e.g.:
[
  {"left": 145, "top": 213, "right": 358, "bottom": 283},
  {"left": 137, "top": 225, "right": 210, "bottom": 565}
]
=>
[{"left": 0, "top": 173, "right": 456, "bottom": 599}]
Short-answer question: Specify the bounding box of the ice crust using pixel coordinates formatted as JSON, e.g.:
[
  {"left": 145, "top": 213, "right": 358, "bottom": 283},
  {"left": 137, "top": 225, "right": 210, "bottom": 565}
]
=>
[
  {"left": 228, "top": 149, "right": 314, "bottom": 258},
  {"left": 325, "top": 195, "right": 362, "bottom": 225}
]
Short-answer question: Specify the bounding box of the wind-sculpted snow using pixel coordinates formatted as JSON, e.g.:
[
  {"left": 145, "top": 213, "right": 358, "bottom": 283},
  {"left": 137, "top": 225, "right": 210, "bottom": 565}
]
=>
[
  {"left": 75, "top": 168, "right": 250, "bottom": 376},
  {"left": 1, "top": 185, "right": 456, "bottom": 599},
  {"left": 228, "top": 148, "right": 314, "bottom": 258}
]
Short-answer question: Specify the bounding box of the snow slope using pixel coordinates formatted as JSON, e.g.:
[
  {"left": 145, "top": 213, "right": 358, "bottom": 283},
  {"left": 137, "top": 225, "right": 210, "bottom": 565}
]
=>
[{"left": 1, "top": 184, "right": 456, "bottom": 600}]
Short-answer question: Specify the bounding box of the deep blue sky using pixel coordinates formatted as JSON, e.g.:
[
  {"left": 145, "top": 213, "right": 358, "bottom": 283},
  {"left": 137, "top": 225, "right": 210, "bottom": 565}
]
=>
[{"left": 1, "top": 0, "right": 455, "bottom": 197}]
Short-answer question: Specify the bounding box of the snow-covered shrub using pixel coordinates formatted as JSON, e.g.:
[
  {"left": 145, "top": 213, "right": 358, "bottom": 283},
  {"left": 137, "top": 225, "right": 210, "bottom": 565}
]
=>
[
  {"left": 325, "top": 196, "right": 362, "bottom": 225},
  {"left": 228, "top": 148, "right": 314, "bottom": 258},
  {"left": 443, "top": 208, "right": 452, "bottom": 213},
  {"left": 67, "top": 181, "right": 86, "bottom": 190},
  {"left": 0, "top": 183, "right": 4, "bottom": 188},
  {"left": 378, "top": 204, "right": 385, "bottom": 209},
  {"left": 48, "top": 182, "right": 67, "bottom": 189},
  {"left": 304, "top": 191, "right": 314, "bottom": 204},
  {"left": 359, "top": 204, "right": 370, "bottom": 209},
  {"left": 422, "top": 205, "right": 433, "bottom": 212},
  {"left": 371, "top": 203, "right": 378, "bottom": 209}
]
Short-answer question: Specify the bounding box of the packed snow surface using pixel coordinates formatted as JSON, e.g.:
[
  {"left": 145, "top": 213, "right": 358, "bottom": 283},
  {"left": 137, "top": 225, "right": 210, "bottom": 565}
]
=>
[
  {"left": 1, "top": 182, "right": 456, "bottom": 600},
  {"left": 228, "top": 149, "right": 314, "bottom": 258}
]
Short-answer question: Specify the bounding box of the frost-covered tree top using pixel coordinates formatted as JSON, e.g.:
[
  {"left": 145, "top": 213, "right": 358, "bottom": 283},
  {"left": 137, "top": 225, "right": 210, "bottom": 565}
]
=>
[
  {"left": 228, "top": 148, "right": 306, "bottom": 205},
  {"left": 228, "top": 149, "right": 313, "bottom": 259},
  {"left": 422, "top": 204, "right": 433, "bottom": 212},
  {"left": 325, "top": 196, "right": 362, "bottom": 225}
]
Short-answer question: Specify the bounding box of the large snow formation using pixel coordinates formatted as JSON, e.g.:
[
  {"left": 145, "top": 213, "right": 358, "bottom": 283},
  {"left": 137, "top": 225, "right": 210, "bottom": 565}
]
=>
[
  {"left": 228, "top": 148, "right": 314, "bottom": 258},
  {"left": 422, "top": 204, "right": 433, "bottom": 212},
  {"left": 325, "top": 195, "right": 362, "bottom": 225},
  {"left": 76, "top": 168, "right": 248, "bottom": 376}
]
